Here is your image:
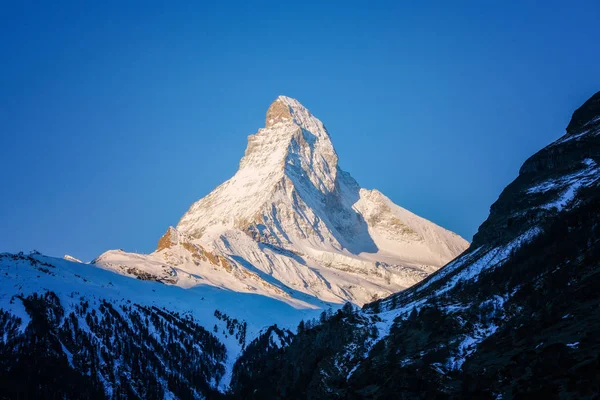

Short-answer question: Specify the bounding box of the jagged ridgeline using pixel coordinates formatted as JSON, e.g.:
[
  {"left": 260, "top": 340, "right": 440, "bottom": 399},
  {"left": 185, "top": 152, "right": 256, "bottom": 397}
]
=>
[{"left": 229, "top": 91, "right": 600, "bottom": 399}]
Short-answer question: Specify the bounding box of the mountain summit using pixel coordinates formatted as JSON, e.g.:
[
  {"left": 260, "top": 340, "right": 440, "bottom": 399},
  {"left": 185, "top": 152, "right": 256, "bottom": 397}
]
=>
[
  {"left": 265, "top": 96, "right": 294, "bottom": 127},
  {"left": 95, "top": 96, "right": 469, "bottom": 305}
]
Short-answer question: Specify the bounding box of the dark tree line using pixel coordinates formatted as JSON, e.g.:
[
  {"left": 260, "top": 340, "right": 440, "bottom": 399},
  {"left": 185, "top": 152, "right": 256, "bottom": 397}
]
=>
[{"left": 0, "top": 291, "right": 228, "bottom": 399}]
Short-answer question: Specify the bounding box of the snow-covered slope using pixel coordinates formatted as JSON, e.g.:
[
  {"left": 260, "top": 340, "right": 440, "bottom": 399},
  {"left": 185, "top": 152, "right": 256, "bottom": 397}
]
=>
[
  {"left": 0, "top": 252, "right": 322, "bottom": 396},
  {"left": 96, "top": 96, "right": 468, "bottom": 305}
]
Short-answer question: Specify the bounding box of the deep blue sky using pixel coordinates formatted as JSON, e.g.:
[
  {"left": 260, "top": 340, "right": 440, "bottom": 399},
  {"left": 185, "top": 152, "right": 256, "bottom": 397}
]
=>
[{"left": 1, "top": 1, "right": 599, "bottom": 261}]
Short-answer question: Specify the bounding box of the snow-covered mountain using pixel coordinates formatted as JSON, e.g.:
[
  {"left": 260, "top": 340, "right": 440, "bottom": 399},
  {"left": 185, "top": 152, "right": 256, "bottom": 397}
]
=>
[
  {"left": 0, "top": 96, "right": 467, "bottom": 398},
  {"left": 95, "top": 96, "right": 468, "bottom": 306}
]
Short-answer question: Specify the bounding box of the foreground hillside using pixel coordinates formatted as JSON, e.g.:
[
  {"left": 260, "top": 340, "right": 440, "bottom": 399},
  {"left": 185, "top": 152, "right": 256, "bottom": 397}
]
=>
[
  {"left": 229, "top": 91, "right": 600, "bottom": 399},
  {"left": 0, "top": 252, "right": 320, "bottom": 398}
]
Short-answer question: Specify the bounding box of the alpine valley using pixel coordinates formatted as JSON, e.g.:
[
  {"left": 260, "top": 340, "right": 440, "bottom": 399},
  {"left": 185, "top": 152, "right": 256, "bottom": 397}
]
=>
[{"left": 1, "top": 91, "right": 600, "bottom": 399}]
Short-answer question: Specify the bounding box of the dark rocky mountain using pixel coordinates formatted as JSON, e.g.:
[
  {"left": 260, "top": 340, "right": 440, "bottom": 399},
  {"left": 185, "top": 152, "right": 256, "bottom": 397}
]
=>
[
  {"left": 228, "top": 91, "right": 600, "bottom": 399},
  {"left": 1, "top": 91, "right": 599, "bottom": 399}
]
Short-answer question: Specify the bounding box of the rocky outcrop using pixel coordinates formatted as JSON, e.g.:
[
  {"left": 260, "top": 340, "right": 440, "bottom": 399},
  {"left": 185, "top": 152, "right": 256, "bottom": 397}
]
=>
[
  {"left": 156, "top": 226, "right": 177, "bottom": 251},
  {"left": 566, "top": 90, "right": 600, "bottom": 134},
  {"left": 157, "top": 226, "right": 233, "bottom": 272},
  {"left": 265, "top": 97, "right": 293, "bottom": 127}
]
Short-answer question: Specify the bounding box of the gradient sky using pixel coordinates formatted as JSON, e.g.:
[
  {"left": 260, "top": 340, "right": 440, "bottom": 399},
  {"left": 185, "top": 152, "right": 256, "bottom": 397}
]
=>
[{"left": 1, "top": 1, "right": 599, "bottom": 261}]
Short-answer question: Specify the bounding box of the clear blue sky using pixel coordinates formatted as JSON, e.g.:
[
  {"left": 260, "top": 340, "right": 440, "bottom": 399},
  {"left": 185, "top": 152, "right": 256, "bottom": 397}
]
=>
[{"left": 1, "top": 1, "right": 599, "bottom": 261}]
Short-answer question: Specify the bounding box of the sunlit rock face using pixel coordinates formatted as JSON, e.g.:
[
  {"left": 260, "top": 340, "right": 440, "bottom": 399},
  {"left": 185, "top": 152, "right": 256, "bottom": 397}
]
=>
[{"left": 265, "top": 97, "right": 293, "bottom": 127}]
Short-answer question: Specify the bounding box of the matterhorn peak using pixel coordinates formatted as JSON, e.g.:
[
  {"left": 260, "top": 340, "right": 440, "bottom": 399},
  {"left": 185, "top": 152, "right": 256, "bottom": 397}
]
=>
[{"left": 95, "top": 96, "right": 469, "bottom": 306}]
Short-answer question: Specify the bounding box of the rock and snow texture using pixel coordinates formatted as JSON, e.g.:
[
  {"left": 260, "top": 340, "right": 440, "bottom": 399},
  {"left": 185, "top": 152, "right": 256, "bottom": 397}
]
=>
[{"left": 96, "top": 96, "right": 469, "bottom": 306}]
